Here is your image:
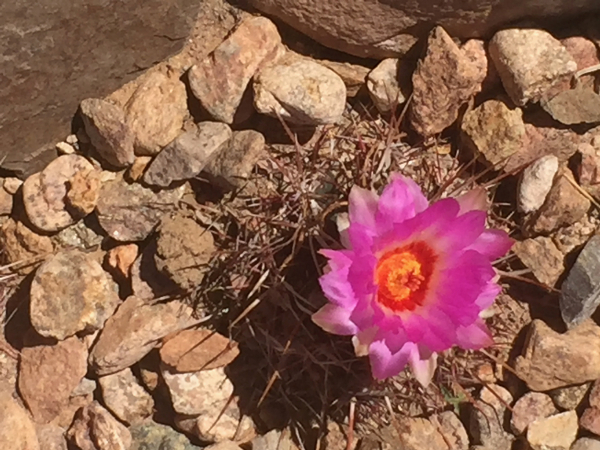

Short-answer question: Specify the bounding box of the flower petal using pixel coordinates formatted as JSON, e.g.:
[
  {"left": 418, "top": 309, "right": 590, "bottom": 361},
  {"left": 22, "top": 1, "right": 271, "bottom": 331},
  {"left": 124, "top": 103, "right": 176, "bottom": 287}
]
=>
[
  {"left": 467, "top": 229, "right": 514, "bottom": 261},
  {"left": 349, "top": 185, "right": 379, "bottom": 229},
  {"left": 409, "top": 347, "right": 438, "bottom": 387},
  {"left": 455, "top": 319, "right": 494, "bottom": 349},
  {"left": 369, "top": 340, "right": 414, "bottom": 379},
  {"left": 312, "top": 304, "right": 358, "bottom": 335},
  {"left": 375, "top": 174, "right": 429, "bottom": 231},
  {"left": 335, "top": 212, "right": 351, "bottom": 249},
  {"left": 437, "top": 210, "right": 487, "bottom": 253},
  {"left": 456, "top": 187, "right": 489, "bottom": 215},
  {"left": 352, "top": 327, "right": 378, "bottom": 357},
  {"left": 319, "top": 249, "right": 356, "bottom": 308}
]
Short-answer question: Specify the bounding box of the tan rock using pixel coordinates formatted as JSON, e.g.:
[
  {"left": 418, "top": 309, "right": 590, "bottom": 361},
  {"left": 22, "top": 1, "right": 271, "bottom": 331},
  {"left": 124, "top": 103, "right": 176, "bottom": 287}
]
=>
[
  {"left": 515, "top": 319, "right": 600, "bottom": 391},
  {"left": 0, "top": 185, "right": 13, "bottom": 216},
  {"left": 98, "top": 368, "right": 153, "bottom": 425},
  {"left": 527, "top": 411, "right": 578, "bottom": 450},
  {"left": 125, "top": 69, "right": 187, "bottom": 156},
  {"left": 89, "top": 296, "right": 200, "bottom": 375},
  {"left": 105, "top": 244, "right": 138, "bottom": 279},
  {"left": 430, "top": 412, "right": 469, "bottom": 450},
  {"left": 18, "top": 334, "right": 88, "bottom": 424},
  {"left": 366, "top": 58, "right": 408, "bottom": 113},
  {"left": 318, "top": 59, "right": 369, "bottom": 97},
  {"left": 0, "top": 218, "right": 54, "bottom": 274},
  {"left": 22, "top": 155, "right": 99, "bottom": 232},
  {"left": 489, "top": 29, "right": 577, "bottom": 106},
  {"left": 253, "top": 55, "right": 346, "bottom": 125},
  {"left": 65, "top": 165, "right": 101, "bottom": 216},
  {"left": 470, "top": 384, "right": 514, "bottom": 449},
  {"left": 66, "top": 401, "right": 131, "bottom": 450},
  {"left": 35, "top": 423, "right": 67, "bottom": 450},
  {"left": 409, "top": 26, "right": 484, "bottom": 137},
  {"left": 55, "top": 394, "right": 93, "bottom": 429},
  {"left": 126, "top": 156, "right": 152, "bottom": 182},
  {"left": 3, "top": 177, "right": 23, "bottom": 195},
  {"left": 160, "top": 328, "right": 239, "bottom": 372},
  {"left": 130, "top": 242, "right": 179, "bottom": 300},
  {"left": 510, "top": 392, "right": 557, "bottom": 435},
  {"left": 512, "top": 237, "right": 564, "bottom": 287},
  {"left": 394, "top": 416, "right": 450, "bottom": 450},
  {"left": 572, "top": 438, "right": 600, "bottom": 450},
  {"left": 517, "top": 155, "right": 559, "bottom": 214},
  {"left": 30, "top": 249, "right": 120, "bottom": 340},
  {"left": 0, "top": 389, "right": 40, "bottom": 450},
  {"left": 189, "top": 16, "right": 283, "bottom": 124}
]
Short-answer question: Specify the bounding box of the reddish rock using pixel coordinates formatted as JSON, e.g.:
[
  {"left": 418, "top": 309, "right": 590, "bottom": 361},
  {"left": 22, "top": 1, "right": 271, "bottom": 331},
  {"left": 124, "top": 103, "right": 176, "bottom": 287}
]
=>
[
  {"left": 105, "top": 244, "right": 138, "bottom": 279},
  {"left": 65, "top": 165, "right": 101, "bottom": 216},
  {"left": 0, "top": 218, "right": 54, "bottom": 274},
  {"left": 66, "top": 401, "right": 131, "bottom": 450},
  {"left": 512, "top": 237, "right": 564, "bottom": 287},
  {"left": 511, "top": 392, "right": 557, "bottom": 435},
  {"left": 0, "top": 389, "right": 40, "bottom": 450},
  {"left": 582, "top": 408, "right": 600, "bottom": 436}
]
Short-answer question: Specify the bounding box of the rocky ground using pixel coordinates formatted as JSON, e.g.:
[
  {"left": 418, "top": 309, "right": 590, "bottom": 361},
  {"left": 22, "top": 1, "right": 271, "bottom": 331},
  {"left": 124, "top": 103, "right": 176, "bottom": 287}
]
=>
[{"left": 2, "top": 5, "right": 600, "bottom": 450}]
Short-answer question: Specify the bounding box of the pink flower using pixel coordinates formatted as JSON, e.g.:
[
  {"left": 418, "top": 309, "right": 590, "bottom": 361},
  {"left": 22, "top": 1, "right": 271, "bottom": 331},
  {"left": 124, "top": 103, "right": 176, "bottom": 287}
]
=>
[{"left": 313, "top": 174, "right": 513, "bottom": 386}]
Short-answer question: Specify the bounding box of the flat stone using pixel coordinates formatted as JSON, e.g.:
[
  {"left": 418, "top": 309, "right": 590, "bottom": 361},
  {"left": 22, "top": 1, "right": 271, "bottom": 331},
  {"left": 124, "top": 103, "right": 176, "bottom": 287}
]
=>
[
  {"left": 518, "top": 155, "right": 559, "bottom": 214},
  {"left": 143, "top": 122, "right": 232, "bottom": 188},
  {"left": 66, "top": 401, "right": 131, "bottom": 450},
  {"left": 188, "top": 16, "right": 283, "bottom": 124},
  {"left": 527, "top": 411, "right": 578, "bottom": 450},
  {"left": 253, "top": 55, "right": 346, "bottom": 125},
  {"left": 366, "top": 58, "right": 408, "bottom": 113},
  {"left": 22, "top": 155, "right": 99, "bottom": 232},
  {"left": 204, "top": 130, "right": 266, "bottom": 191},
  {"left": 409, "top": 26, "right": 484, "bottom": 137},
  {"left": 124, "top": 69, "right": 188, "bottom": 156},
  {"left": 572, "top": 438, "right": 600, "bottom": 450},
  {"left": 98, "top": 368, "right": 153, "bottom": 425},
  {"left": 35, "top": 424, "right": 67, "bottom": 450},
  {"left": 95, "top": 176, "right": 185, "bottom": 242},
  {"left": 18, "top": 334, "right": 88, "bottom": 424},
  {"left": 515, "top": 319, "right": 600, "bottom": 391},
  {"left": 0, "top": 218, "right": 54, "bottom": 274},
  {"left": 542, "top": 84, "right": 600, "bottom": 125},
  {"left": 489, "top": 29, "right": 577, "bottom": 106},
  {"left": 560, "top": 235, "right": 600, "bottom": 329},
  {"left": 460, "top": 99, "right": 526, "bottom": 170},
  {"left": 89, "top": 296, "right": 200, "bottom": 375},
  {"left": 160, "top": 328, "right": 239, "bottom": 372},
  {"left": 0, "top": 389, "right": 40, "bottom": 450},
  {"left": 30, "top": 249, "right": 120, "bottom": 340},
  {"left": 512, "top": 237, "right": 564, "bottom": 287},
  {"left": 510, "top": 392, "right": 557, "bottom": 435},
  {"left": 470, "top": 384, "right": 514, "bottom": 450},
  {"left": 154, "top": 214, "right": 216, "bottom": 291},
  {"left": 80, "top": 98, "right": 135, "bottom": 167},
  {"left": 129, "top": 421, "right": 202, "bottom": 450},
  {"left": 549, "top": 383, "right": 591, "bottom": 410},
  {"left": 530, "top": 169, "right": 590, "bottom": 235}
]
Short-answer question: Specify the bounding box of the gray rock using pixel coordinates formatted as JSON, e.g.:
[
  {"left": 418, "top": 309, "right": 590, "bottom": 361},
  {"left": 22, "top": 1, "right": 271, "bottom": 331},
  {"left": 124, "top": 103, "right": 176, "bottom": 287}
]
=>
[
  {"left": 129, "top": 421, "right": 201, "bottom": 450},
  {"left": 560, "top": 235, "right": 600, "bottom": 329},
  {"left": 143, "top": 122, "right": 232, "bottom": 187},
  {"left": 549, "top": 383, "right": 591, "bottom": 410},
  {"left": 542, "top": 84, "right": 600, "bottom": 125},
  {"left": 572, "top": 438, "right": 600, "bottom": 450},
  {"left": 0, "top": 0, "right": 203, "bottom": 177},
  {"left": 470, "top": 384, "right": 514, "bottom": 450},
  {"left": 518, "top": 155, "right": 559, "bottom": 214}
]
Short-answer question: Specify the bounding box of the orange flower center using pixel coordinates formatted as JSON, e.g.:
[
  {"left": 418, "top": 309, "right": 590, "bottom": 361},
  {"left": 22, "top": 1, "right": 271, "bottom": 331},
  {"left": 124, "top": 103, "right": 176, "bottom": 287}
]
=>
[{"left": 374, "top": 241, "right": 436, "bottom": 312}]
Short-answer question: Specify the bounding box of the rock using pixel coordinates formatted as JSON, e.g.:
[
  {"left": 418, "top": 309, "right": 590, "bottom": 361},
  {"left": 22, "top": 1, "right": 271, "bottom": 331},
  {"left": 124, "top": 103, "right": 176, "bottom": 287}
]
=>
[
  {"left": 409, "top": 26, "right": 484, "bottom": 137},
  {"left": 515, "top": 319, "right": 600, "bottom": 391},
  {"left": 89, "top": 296, "right": 200, "bottom": 375},
  {"left": 95, "top": 176, "right": 185, "bottom": 242},
  {"left": 470, "top": 384, "right": 514, "bottom": 450},
  {"left": 0, "top": 0, "right": 204, "bottom": 176},
  {"left": 572, "top": 438, "right": 600, "bottom": 450},
  {"left": 30, "top": 249, "right": 120, "bottom": 340},
  {"left": 518, "top": 155, "right": 559, "bottom": 214},
  {"left": 510, "top": 392, "right": 557, "bottom": 435},
  {"left": 56, "top": 142, "right": 76, "bottom": 155},
  {"left": 430, "top": 412, "right": 469, "bottom": 450},
  {"left": 462, "top": 39, "right": 497, "bottom": 93},
  {"left": 512, "top": 237, "right": 564, "bottom": 287},
  {"left": 127, "top": 156, "right": 152, "bottom": 182},
  {"left": 0, "top": 185, "right": 13, "bottom": 216},
  {"left": 160, "top": 328, "right": 239, "bottom": 372},
  {"left": 154, "top": 214, "right": 216, "bottom": 291},
  {"left": 589, "top": 379, "right": 600, "bottom": 408},
  {"left": 531, "top": 169, "right": 590, "bottom": 235},
  {"left": 0, "top": 218, "right": 54, "bottom": 274},
  {"left": 65, "top": 165, "right": 102, "bottom": 216},
  {"left": 549, "top": 383, "right": 590, "bottom": 410},
  {"left": 578, "top": 142, "right": 600, "bottom": 188},
  {"left": 130, "top": 242, "right": 179, "bottom": 300},
  {"left": 98, "top": 368, "right": 153, "bottom": 425},
  {"left": 129, "top": 421, "right": 202, "bottom": 450},
  {"left": 205, "top": 442, "right": 242, "bottom": 450},
  {"left": 582, "top": 407, "right": 600, "bottom": 436},
  {"left": 105, "top": 244, "right": 139, "bottom": 279},
  {"left": 204, "top": 130, "right": 266, "bottom": 190},
  {"left": 366, "top": 58, "right": 408, "bottom": 113},
  {"left": 188, "top": 16, "right": 283, "bottom": 124},
  {"left": 143, "top": 122, "right": 232, "bottom": 188},
  {"left": 80, "top": 98, "right": 135, "bottom": 168},
  {"left": 72, "top": 378, "right": 98, "bottom": 397},
  {"left": 18, "top": 334, "right": 88, "bottom": 424},
  {"left": 560, "top": 235, "right": 600, "bottom": 329},
  {"left": 542, "top": 84, "right": 600, "bottom": 125},
  {"left": 54, "top": 220, "right": 103, "bottom": 251},
  {"left": 22, "top": 155, "right": 99, "bottom": 232},
  {"left": 253, "top": 55, "right": 346, "bottom": 125},
  {"left": 35, "top": 424, "right": 68, "bottom": 450},
  {"left": 460, "top": 99, "right": 526, "bottom": 170},
  {"left": 0, "top": 389, "right": 40, "bottom": 450},
  {"left": 318, "top": 59, "right": 369, "bottom": 97},
  {"left": 527, "top": 411, "right": 578, "bottom": 450},
  {"left": 174, "top": 409, "right": 255, "bottom": 444},
  {"left": 489, "top": 29, "right": 577, "bottom": 106},
  {"left": 66, "top": 401, "right": 131, "bottom": 450},
  {"left": 393, "top": 416, "right": 449, "bottom": 450},
  {"left": 3, "top": 177, "right": 22, "bottom": 195},
  {"left": 563, "top": 36, "right": 600, "bottom": 90},
  {"left": 251, "top": 429, "right": 298, "bottom": 450},
  {"left": 124, "top": 69, "right": 188, "bottom": 156},
  {"left": 55, "top": 393, "right": 94, "bottom": 429}
]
